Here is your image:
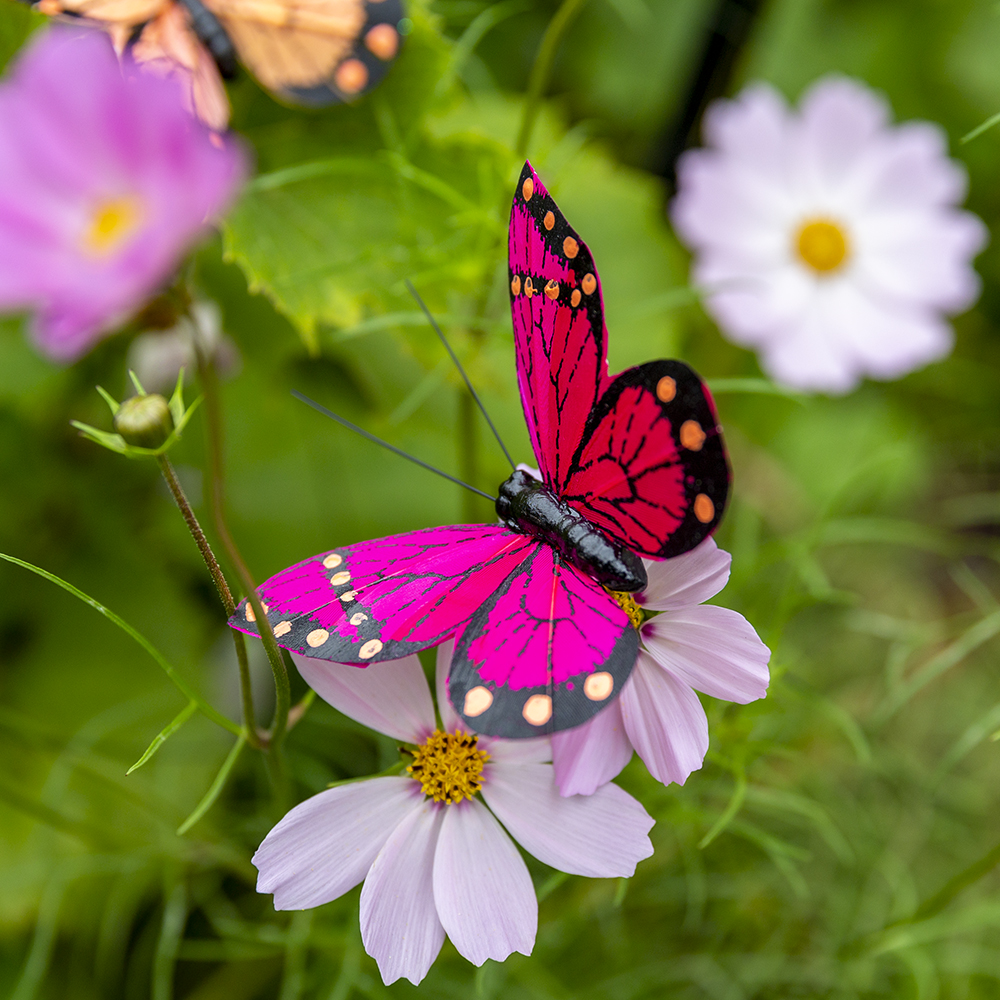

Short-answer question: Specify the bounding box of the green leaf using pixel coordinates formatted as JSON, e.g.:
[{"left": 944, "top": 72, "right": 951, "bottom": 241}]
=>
[
  {"left": 176, "top": 735, "right": 246, "bottom": 836},
  {"left": 126, "top": 701, "right": 198, "bottom": 775}
]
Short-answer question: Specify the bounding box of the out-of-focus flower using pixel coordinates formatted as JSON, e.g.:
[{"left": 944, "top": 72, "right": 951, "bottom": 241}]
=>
[
  {"left": 254, "top": 649, "right": 654, "bottom": 986},
  {"left": 0, "top": 27, "right": 246, "bottom": 362},
  {"left": 551, "top": 538, "right": 770, "bottom": 796},
  {"left": 672, "top": 76, "right": 987, "bottom": 394},
  {"left": 128, "top": 300, "right": 240, "bottom": 393}
]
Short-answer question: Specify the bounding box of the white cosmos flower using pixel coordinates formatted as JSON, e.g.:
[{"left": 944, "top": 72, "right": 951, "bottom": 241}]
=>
[
  {"left": 253, "top": 648, "right": 654, "bottom": 986},
  {"left": 672, "top": 76, "right": 987, "bottom": 394}
]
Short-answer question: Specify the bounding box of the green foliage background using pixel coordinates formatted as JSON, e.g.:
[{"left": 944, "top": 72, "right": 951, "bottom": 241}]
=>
[{"left": 4, "top": 0, "right": 1000, "bottom": 997}]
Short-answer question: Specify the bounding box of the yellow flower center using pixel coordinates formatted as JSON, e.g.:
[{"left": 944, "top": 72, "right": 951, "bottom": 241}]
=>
[
  {"left": 795, "top": 218, "right": 849, "bottom": 274},
  {"left": 82, "top": 196, "right": 143, "bottom": 256},
  {"left": 407, "top": 729, "right": 490, "bottom": 804},
  {"left": 608, "top": 590, "right": 643, "bottom": 630}
]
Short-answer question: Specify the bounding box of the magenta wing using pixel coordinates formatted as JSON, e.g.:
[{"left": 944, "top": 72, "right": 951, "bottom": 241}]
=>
[
  {"left": 509, "top": 161, "right": 730, "bottom": 558},
  {"left": 509, "top": 161, "right": 612, "bottom": 488},
  {"left": 563, "top": 360, "right": 729, "bottom": 557},
  {"left": 447, "top": 545, "right": 639, "bottom": 738},
  {"left": 228, "top": 525, "right": 534, "bottom": 663}
]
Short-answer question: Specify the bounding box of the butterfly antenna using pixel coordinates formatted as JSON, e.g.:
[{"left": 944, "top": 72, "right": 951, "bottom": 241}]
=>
[
  {"left": 291, "top": 391, "right": 497, "bottom": 502},
  {"left": 405, "top": 280, "right": 516, "bottom": 470}
]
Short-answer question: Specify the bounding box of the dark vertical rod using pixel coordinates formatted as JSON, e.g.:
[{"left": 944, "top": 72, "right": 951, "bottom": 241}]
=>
[{"left": 652, "top": 0, "right": 768, "bottom": 190}]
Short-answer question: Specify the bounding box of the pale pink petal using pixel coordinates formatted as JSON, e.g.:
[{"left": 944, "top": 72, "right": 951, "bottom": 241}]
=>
[
  {"left": 855, "top": 209, "right": 986, "bottom": 312},
  {"left": 551, "top": 696, "right": 632, "bottom": 797},
  {"left": 758, "top": 301, "right": 862, "bottom": 394},
  {"left": 484, "top": 736, "right": 552, "bottom": 766},
  {"left": 254, "top": 778, "right": 421, "bottom": 910},
  {"left": 820, "top": 280, "right": 955, "bottom": 381},
  {"left": 700, "top": 81, "right": 792, "bottom": 177},
  {"left": 620, "top": 652, "right": 708, "bottom": 786},
  {"left": 642, "top": 606, "right": 770, "bottom": 703},
  {"left": 433, "top": 799, "right": 536, "bottom": 966},
  {"left": 360, "top": 800, "right": 445, "bottom": 986},
  {"left": 293, "top": 652, "right": 435, "bottom": 743},
  {"left": 482, "top": 762, "right": 653, "bottom": 877},
  {"left": 639, "top": 538, "right": 731, "bottom": 610},
  {"left": 796, "top": 76, "right": 891, "bottom": 189},
  {"left": 435, "top": 640, "right": 461, "bottom": 732}
]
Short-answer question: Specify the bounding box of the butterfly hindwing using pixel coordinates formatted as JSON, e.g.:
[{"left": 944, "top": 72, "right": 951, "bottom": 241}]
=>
[
  {"left": 229, "top": 525, "right": 533, "bottom": 663},
  {"left": 562, "top": 359, "right": 730, "bottom": 557},
  {"left": 205, "top": 0, "right": 404, "bottom": 104},
  {"left": 448, "top": 546, "right": 639, "bottom": 738},
  {"left": 509, "top": 161, "right": 611, "bottom": 489}
]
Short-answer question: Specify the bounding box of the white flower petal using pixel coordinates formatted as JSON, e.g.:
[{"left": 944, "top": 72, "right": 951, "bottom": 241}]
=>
[
  {"left": 360, "top": 799, "right": 445, "bottom": 986},
  {"left": 482, "top": 762, "right": 653, "bottom": 877},
  {"left": 551, "top": 695, "right": 632, "bottom": 797},
  {"left": 254, "top": 778, "right": 422, "bottom": 910},
  {"left": 293, "top": 652, "right": 435, "bottom": 743},
  {"left": 642, "top": 606, "right": 770, "bottom": 704},
  {"left": 435, "top": 640, "right": 462, "bottom": 732},
  {"left": 796, "top": 76, "right": 891, "bottom": 192},
  {"left": 674, "top": 73, "right": 985, "bottom": 392},
  {"left": 433, "top": 798, "right": 536, "bottom": 966},
  {"left": 639, "top": 538, "right": 731, "bottom": 610},
  {"left": 620, "top": 653, "right": 708, "bottom": 786},
  {"left": 485, "top": 735, "right": 553, "bottom": 765}
]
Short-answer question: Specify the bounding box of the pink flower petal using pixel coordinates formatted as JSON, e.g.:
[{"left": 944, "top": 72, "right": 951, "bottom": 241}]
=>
[
  {"left": 639, "top": 538, "right": 731, "bottom": 610},
  {"left": 484, "top": 735, "right": 552, "bottom": 766},
  {"left": 292, "top": 652, "right": 435, "bottom": 744},
  {"left": 433, "top": 798, "right": 536, "bottom": 966},
  {"left": 254, "top": 778, "right": 421, "bottom": 910},
  {"left": 642, "top": 605, "right": 770, "bottom": 703},
  {"left": 435, "top": 640, "right": 461, "bottom": 732},
  {"left": 551, "top": 696, "right": 632, "bottom": 797},
  {"left": 620, "top": 652, "right": 708, "bottom": 786},
  {"left": 360, "top": 800, "right": 445, "bottom": 986},
  {"left": 482, "top": 762, "right": 653, "bottom": 877},
  {"left": 0, "top": 27, "right": 246, "bottom": 362}
]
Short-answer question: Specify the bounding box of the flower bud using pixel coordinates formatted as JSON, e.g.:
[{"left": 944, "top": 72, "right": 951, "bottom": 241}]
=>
[{"left": 113, "top": 393, "right": 174, "bottom": 449}]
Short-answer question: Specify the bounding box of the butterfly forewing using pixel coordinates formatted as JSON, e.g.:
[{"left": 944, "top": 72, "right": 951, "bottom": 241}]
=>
[
  {"left": 229, "top": 525, "right": 533, "bottom": 663},
  {"left": 509, "top": 162, "right": 611, "bottom": 489},
  {"left": 509, "top": 161, "right": 730, "bottom": 559}
]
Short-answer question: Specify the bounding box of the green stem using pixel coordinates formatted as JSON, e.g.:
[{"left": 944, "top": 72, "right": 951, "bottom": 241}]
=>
[
  {"left": 515, "top": 0, "right": 589, "bottom": 157},
  {"left": 157, "top": 456, "right": 260, "bottom": 749},
  {"left": 193, "top": 345, "right": 290, "bottom": 751}
]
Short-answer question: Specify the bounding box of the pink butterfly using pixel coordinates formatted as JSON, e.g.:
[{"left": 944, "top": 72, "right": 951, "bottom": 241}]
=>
[{"left": 229, "top": 162, "right": 730, "bottom": 738}]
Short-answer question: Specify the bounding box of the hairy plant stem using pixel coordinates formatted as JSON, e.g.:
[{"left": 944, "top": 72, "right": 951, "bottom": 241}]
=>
[
  {"left": 515, "top": 0, "right": 588, "bottom": 157},
  {"left": 156, "top": 456, "right": 261, "bottom": 750},
  {"left": 193, "top": 343, "right": 290, "bottom": 753}
]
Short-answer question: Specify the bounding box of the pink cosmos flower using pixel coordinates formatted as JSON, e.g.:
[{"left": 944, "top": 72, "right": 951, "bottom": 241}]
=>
[
  {"left": 550, "top": 538, "right": 770, "bottom": 796},
  {"left": 672, "top": 77, "right": 987, "bottom": 393},
  {"left": 254, "top": 649, "right": 654, "bottom": 986},
  {"left": 0, "top": 27, "right": 246, "bottom": 362}
]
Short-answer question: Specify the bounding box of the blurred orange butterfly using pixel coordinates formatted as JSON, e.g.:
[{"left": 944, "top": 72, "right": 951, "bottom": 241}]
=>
[{"left": 30, "top": 0, "right": 406, "bottom": 129}]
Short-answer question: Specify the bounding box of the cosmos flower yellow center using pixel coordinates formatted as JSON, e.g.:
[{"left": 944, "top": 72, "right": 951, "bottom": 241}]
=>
[
  {"left": 795, "top": 218, "right": 850, "bottom": 274},
  {"left": 82, "top": 196, "right": 143, "bottom": 256},
  {"left": 407, "top": 729, "right": 490, "bottom": 804},
  {"left": 608, "top": 589, "right": 643, "bottom": 630}
]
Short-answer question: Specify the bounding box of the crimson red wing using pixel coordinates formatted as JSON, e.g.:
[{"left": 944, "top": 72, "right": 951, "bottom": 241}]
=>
[
  {"left": 561, "top": 360, "right": 729, "bottom": 558},
  {"left": 508, "top": 161, "right": 611, "bottom": 488}
]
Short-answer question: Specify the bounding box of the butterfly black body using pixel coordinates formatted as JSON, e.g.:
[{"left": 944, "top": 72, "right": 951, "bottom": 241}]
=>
[
  {"left": 496, "top": 469, "right": 647, "bottom": 593},
  {"left": 177, "top": 0, "right": 237, "bottom": 77}
]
